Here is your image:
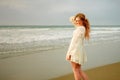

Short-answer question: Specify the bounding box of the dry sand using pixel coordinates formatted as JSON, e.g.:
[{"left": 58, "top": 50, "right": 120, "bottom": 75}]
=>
[{"left": 50, "top": 62, "right": 120, "bottom": 80}]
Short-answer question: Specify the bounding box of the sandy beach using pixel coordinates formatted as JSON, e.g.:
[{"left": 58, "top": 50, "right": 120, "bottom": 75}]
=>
[
  {"left": 51, "top": 62, "right": 120, "bottom": 80},
  {"left": 0, "top": 0, "right": 120, "bottom": 80},
  {"left": 0, "top": 41, "right": 120, "bottom": 80}
]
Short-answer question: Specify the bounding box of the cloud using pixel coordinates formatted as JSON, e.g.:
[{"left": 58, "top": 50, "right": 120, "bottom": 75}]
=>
[
  {"left": 0, "top": 0, "right": 27, "bottom": 10},
  {"left": 0, "top": 0, "right": 120, "bottom": 25}
]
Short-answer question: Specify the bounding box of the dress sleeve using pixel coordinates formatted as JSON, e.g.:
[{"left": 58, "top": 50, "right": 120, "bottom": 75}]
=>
[{"left": 66, "top": 27, "right": 85, "bottom": 56}]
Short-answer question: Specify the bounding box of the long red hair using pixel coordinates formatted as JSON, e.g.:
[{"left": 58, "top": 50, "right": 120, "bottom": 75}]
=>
[{"left": 74, "top": 13, "right": 90, "bottom": 40}]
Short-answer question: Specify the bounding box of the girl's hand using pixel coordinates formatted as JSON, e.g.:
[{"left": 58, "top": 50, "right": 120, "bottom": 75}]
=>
[
  {"left": 66, "top": 55, "right": 71, "bottom": 61},
  {"left": 69, "top": 16, "right": 77, "bottom": 26},
  {"left": 69, "top": 16, "right": 75, "bottom": 22}
]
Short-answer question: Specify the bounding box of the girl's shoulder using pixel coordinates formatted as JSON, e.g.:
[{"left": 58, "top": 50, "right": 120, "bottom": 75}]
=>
[{"left": 76, "top": 26, "right": 85, "bottom": 32}]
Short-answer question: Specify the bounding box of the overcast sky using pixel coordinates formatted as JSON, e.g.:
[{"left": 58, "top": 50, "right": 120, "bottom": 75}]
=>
[{"left": 0, "top": 0, "right": 120, "bottom": 25}]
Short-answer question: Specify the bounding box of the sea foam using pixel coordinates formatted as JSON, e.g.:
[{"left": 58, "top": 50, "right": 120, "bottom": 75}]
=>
[{"left": 0, "top": 26, "right": 120, "bottom": 59}]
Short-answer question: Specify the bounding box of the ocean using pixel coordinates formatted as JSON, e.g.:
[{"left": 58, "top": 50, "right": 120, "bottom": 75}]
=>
[{"left": 0, "top": 25, "right": 120, "bottom": 59}]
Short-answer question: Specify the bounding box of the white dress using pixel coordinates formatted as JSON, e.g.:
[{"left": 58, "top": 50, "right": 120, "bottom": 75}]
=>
[{"left": 66, "top": 26, "right": 87, "bottom": 65}]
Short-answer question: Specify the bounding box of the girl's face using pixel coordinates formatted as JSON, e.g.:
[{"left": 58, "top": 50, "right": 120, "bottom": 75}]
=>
[{"left": 75, "top": 17, "right": 83, "bottom": 25}]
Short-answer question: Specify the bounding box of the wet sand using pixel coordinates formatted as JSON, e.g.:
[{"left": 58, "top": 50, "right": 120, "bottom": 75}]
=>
[{"left": 0, "top": 41, "right": 120, "bottom": 80}]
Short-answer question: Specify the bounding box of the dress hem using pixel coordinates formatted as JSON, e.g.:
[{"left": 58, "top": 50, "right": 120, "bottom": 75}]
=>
[{"left": 68, "top": 59, "right": 86, "bottom": 65}]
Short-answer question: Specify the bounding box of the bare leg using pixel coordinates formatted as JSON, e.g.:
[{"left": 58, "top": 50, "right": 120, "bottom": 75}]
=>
[
  {"left": 71, "top": 62, "right": 89, "bottom": 80},
  {"left": 71, "top": 62, "right": 81, "bottom": 80},
  {"left": 79, "top": 67, "right": 89, "bottom": 80}
]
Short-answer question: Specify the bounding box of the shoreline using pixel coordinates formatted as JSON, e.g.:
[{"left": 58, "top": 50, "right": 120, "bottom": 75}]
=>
[
  {"left": 0, "top": 40, "right": 120, "bottom": 80},
  {"left": 0, "top": 40, "right": 119, "bottom": 59}
]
